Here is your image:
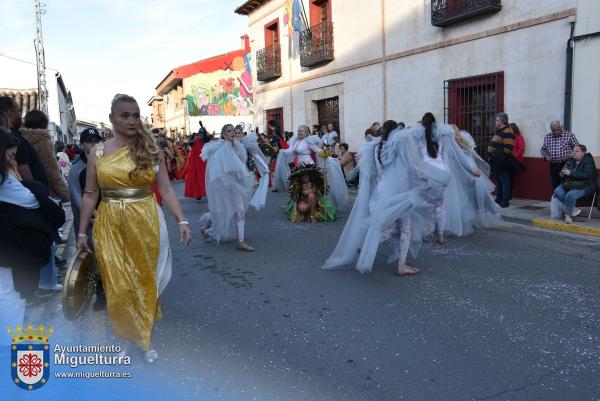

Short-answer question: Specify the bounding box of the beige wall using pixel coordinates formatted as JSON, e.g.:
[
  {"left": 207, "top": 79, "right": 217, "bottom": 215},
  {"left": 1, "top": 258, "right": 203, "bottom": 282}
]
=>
[
  {"left": 243, "top": 0, "right": 595, "bottom": 156},
  {"left": 386, "top": 19, "right": 572, "bottom": 157},
  {"left": 248, "top": 0, "right": 384, "bottom": 91},
  {"left": 386, "top": 0, "right": 577, "bottom": 55}
]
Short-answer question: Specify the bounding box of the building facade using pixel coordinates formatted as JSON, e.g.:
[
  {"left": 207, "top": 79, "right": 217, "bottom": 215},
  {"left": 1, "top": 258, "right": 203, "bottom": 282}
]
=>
[
  {"left": 0, "top": 54, "right": 78, "bottom": 143},
  {"left": 153, "top": 36, "right": 254, "bottom": 139},
  {"left": 56, "top": 73, "right": 77, "bottom": 144},
  {"left": 147, "top": 95, "right": 165, "bottom": 130},
  {"left": 75, "top": 119, "right": 109, "bottom": 142},
  {"left": 235, "top": 0, "right": 599, "bottom": 200},
  {"left": 159, "top": 83, "right": 186, "bottom": 139}
]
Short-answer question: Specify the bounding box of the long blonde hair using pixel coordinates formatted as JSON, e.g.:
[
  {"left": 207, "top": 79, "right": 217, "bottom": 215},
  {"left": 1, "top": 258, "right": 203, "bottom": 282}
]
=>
[
  {"left": 111, "top": 94, "right": 160, "bottom": 178},
  {"left": 451, "top": 124, "right": 472, "bottom": 153}
]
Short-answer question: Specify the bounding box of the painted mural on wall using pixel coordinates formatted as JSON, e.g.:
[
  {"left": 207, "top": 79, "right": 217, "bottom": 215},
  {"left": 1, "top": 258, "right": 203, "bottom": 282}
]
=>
[{"left": 185, "top": 53, "right": 253, "bottom": 118}]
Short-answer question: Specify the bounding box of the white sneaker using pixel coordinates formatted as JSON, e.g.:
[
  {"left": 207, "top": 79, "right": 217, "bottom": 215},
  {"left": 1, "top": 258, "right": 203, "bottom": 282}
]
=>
[
  {"left": 571, "top": 208, "right": 582, "bottom": 218},
  {"left": 565, "top": 215, "right": 573, "bottom": 224}
]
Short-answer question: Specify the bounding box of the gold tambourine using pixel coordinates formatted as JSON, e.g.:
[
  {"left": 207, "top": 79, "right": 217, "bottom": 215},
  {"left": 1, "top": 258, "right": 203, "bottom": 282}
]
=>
[
  {"left": 62, "top": 248, "right": 99, "bottom": 320},
  {"left": 259, "top": 143, "right": 276, "bottom": 158}
]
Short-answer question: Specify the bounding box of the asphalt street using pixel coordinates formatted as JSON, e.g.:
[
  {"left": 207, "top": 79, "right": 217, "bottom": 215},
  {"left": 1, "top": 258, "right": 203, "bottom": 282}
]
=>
[{"left": 18, "top": 181, "right": 600, "bottom": 401}]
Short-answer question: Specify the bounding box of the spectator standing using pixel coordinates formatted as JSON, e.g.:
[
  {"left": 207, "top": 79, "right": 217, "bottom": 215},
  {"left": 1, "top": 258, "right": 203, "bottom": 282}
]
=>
[
  {"left": 487, "top": 113, "right": 515, "bottom": 208},
  {"left": 68, "top": 128, "right": 106, "bottom": 310},
  {"left": 541, "top": 120, "right": 579, "bottom": 190},
  {"left": 65, "top": 144, "right": 77, "bottom": 161},
  {"left": 0, "top": 129, "right": 29, "bottom": 328},
  {"left": 312, "top": 125, "right": 321, "bottom": 137},
  {"left": 322, "top": 123, "right": 339, "bottom": 151},
  {"left": 320, "top": 125, "right": 328, "bottom": 137},
  {"left": 0, "top": 96, "right": 48, "bottom": 186},
  {"left": 20, "top": 110, "right": 70, "bottom": 202},
  {"left": 0, "top": 128, "right": 65, "bottom": 301},
  {"left": 508, "top": 122, "right": 526, "bottom": 199},
  {"left": 370, "top": 122, "right": 381, "bottom": 136},
  {"left": 0, "top": 100, "right": 61, "bottom": 295},
  {"left": 69, "top": 128, "right": 103, "bottom": 245},
  {"left": 553, "top": 144, "right": 598, "bottom": 224},
  {"left": 55, "top": 141, "right": 71, "bottom": 179}
]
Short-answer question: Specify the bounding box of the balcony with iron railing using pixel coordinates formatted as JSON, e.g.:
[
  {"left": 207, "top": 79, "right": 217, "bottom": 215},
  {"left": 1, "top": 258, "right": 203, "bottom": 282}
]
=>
[
  {"left": 300, "top": 21, "right": 334, "bottom": 68},
  {"left": 431, "top": 0, "right": 501, "bottom": 27},
  {"left": 256, "top": 43, "right": 282, "bottom": 82}
]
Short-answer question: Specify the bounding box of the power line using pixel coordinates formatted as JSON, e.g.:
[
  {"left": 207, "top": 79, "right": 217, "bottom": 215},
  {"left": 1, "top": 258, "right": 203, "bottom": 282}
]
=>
[
  {"left": 0, "top": 52, "right": 58, "bottom": 72},
  {"left": 75, "top": 100, "right": 108, "bottom": 109}
]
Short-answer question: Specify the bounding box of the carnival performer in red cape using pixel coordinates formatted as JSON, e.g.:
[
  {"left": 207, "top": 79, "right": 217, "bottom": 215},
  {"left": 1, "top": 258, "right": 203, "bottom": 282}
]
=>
[{"left": 184, "top": 121, "right": 209, "bottom": 199}]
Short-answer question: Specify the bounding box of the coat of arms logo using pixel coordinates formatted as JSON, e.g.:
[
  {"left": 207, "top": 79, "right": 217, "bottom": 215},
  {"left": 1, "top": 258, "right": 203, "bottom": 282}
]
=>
[{"left": 8, "top": 324, "right": 53, "bottom": 390}]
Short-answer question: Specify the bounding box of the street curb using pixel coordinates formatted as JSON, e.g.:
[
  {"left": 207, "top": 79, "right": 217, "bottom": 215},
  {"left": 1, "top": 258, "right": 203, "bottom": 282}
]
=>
[
  {"left": 501, "top": 215, "right": 534, "bottom": 227},
  {"left": 502, "top": 214, "right": 600, "bottom": 238},
  {"left": 532, "top": 217, "right": 600, "bottom": 238}
]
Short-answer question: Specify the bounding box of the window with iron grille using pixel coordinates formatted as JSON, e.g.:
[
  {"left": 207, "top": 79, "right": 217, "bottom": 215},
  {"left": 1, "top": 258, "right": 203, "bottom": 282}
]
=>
[
  {"left": 257, "top": 20, "right": 282, "bottom": 81},
  {"left": 444, "top": 72, "right": 504, "bottom": 157},
  {"left": 265, "top": 107, "right": 284, "bottom": 134},
  {"left": 316, "top": 96, "right": 339, "bottom": 136},
  {"left": 300, "top": 0, "right": 334, "bottom": 68}
]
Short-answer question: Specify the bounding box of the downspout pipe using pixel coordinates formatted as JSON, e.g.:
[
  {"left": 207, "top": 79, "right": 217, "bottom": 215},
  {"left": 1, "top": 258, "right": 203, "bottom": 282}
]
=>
[
  {"left": 564, "top": 25, "right": 600, "bottom": 130},
  {"left": 564, "top": 21, "right": 576, "bottom": 131}
]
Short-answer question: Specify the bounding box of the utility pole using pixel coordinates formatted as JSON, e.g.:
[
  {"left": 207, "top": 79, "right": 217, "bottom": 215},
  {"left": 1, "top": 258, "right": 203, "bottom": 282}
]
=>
[{"left": 34, "top": 0, "right": 48, "bottom": 114}]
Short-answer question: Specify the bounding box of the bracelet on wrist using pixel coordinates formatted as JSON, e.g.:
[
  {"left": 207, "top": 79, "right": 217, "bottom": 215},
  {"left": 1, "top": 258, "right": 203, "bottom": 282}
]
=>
[
  {"left": 77, "top": 233, "right": 88, "bottom": 238},
  {"left": 178, "top": 220, "right": 190, "bottom": 225}
]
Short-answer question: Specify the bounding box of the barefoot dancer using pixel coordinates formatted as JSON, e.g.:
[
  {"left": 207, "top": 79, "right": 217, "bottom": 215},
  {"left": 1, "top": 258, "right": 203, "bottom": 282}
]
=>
[{"left": 323, "top": 120, "right": 450, "bottom": 276}]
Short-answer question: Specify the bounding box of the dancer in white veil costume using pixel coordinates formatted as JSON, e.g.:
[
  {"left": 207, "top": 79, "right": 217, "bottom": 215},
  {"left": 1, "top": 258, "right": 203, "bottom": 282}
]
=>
[
  {"left": 199, "top": 124, "right": 269, "bottom": 252},
  {"left": 421, "top": 113, "right": 501, "bottom": 239},
  {"left": 236, "top": 126, "right": 271, "bottom": 210},
  {"left": 323, "top": 120, "right": 451, "bottom": 275},
  {"left": 273, "top": 130, "right": 298, "bottom": 193},
  {"left": 451, "top": 125, "right": 501, "bottom": 229},
  {"left": 273, "top": 125, "right": 349, "bottom": 211}
]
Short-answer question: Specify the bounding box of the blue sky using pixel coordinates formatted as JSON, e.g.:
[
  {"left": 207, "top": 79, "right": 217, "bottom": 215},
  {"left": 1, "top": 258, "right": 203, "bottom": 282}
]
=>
[{"left": 0, "top": 0, "right": 248, "bottom": 123}]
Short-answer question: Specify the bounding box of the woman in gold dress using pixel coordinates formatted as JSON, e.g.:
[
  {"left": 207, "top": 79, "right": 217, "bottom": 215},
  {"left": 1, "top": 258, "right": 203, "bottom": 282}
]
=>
[{"left": 76, "top": 94, "right": 191, "bottom": 363}]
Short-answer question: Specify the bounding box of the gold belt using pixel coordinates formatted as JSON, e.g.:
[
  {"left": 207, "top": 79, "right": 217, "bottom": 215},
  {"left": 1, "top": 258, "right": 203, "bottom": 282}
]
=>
[
  {"left": 101, "top": 187, "right": 153, "bottom": 202},
  {"left": 100, "top": 188, "right": 154, "bottom": 252}
]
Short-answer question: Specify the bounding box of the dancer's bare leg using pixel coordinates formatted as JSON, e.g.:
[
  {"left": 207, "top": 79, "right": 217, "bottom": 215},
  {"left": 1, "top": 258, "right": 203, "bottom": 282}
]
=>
[
  {"left": 395, "top": 217, "right": 420, "bottom": 276},
  {"left": 236, "top": 211, "right": 254, "bottom": 251},
  {"left": 435, "top": 204, "right": 447, "bottom": 244}
]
